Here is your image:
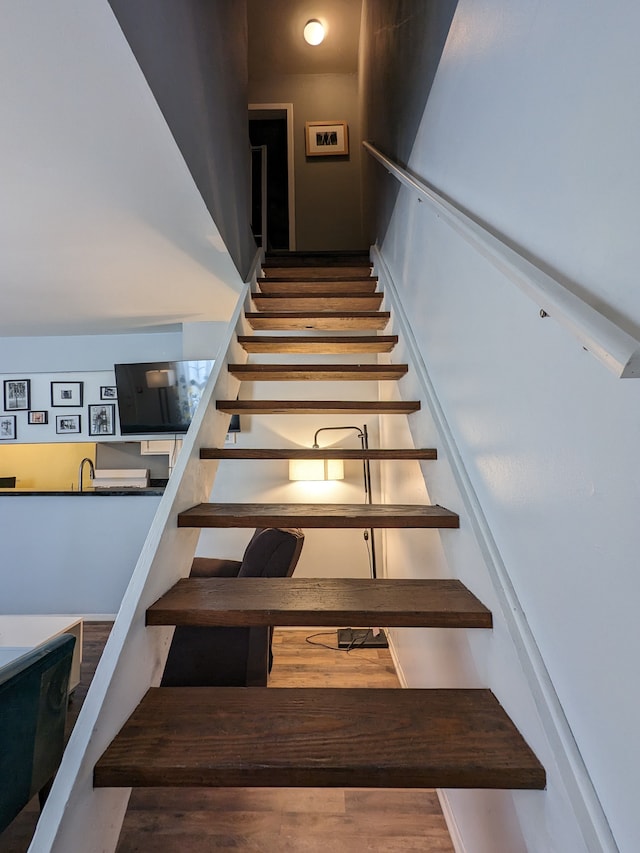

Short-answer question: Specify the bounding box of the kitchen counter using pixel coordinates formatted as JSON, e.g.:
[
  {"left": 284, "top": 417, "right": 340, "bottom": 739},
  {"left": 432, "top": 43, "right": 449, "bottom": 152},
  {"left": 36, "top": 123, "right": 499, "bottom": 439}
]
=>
[
  {"left": 0, "top": 488, "right": 165, "bottom": 496},
  {"left": 0, "top": 479, "right": 168, "bottom": 496}
]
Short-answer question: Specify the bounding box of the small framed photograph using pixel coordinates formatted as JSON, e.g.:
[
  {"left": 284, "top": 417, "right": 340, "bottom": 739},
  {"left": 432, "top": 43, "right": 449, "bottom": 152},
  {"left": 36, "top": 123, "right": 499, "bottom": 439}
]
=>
[
  {"left": 88, "top": 404, "right": 115, "bottom": 436},
  {"left": 305, "top": 120, "right": 349, "bottom": 157},
  {"left": 28, "top": 411, "right": 48, "bottom": 425},
  {"left": 56, "top": 414, "right": 81, "bottom": 434},
  {"left": 3, "top": 379, "right": 30, "bottom": 411},
  {"left": 0, "top": 415, "right": 17, "bottom": 440},
  {"left": 100, "top": 386, "right": 117, "bottom": 400},
  {"left": 51, "top": 381, "right": 83, "bottom": 407}
]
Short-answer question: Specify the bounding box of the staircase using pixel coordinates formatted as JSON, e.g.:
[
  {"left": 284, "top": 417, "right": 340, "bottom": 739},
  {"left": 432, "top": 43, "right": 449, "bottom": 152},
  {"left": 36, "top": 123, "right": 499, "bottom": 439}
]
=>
[{"left": 95, "top": 252, "right": 545, "bottom": 800}]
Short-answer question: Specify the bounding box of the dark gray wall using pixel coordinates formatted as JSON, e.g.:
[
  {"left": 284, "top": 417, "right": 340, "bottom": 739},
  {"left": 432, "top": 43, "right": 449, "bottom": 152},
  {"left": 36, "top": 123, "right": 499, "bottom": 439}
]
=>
[
  {"left": 249, "top": 73, "right": 366, "bottom": 251},
  {"left": 359, "top": 0, "right": 459, "bottom": 243},
  {"left": 108, "top": 0, "right": 256, "bottom": 279}
]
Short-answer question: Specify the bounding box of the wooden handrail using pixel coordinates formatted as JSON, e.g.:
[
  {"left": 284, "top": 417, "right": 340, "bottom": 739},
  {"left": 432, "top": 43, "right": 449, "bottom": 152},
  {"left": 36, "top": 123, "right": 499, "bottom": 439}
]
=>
[{"left": 364, "top": 141, "right": 640, "bottom": 379}]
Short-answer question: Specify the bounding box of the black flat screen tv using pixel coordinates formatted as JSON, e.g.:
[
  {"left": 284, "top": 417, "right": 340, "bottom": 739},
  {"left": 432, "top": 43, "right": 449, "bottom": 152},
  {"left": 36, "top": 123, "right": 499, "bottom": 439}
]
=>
[{"left": 114, "top": 360, "right": 214, "bottom": 435}]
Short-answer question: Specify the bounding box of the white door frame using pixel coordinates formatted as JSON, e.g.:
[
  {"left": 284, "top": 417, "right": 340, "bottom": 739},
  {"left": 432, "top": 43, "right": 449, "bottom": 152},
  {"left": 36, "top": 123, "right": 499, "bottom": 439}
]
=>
[{"left": 248, "top": 102, "right": 296, "bottom": 250}]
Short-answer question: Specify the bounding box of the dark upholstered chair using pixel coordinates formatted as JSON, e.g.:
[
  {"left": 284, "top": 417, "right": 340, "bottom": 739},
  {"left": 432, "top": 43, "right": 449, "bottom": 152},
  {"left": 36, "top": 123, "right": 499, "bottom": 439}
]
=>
[
  {"left": 161, "top": 527, "right": 304, "bottom": 687},
  {"left": 0, "top": 634, "right": 75, "bottom": 833}
]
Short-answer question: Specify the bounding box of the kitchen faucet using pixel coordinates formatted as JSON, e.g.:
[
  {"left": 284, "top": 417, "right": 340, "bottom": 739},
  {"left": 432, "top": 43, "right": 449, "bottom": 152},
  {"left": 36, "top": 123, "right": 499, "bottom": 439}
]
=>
[{"left": 78, "top": 457, "right": 95, "bottom": 491}]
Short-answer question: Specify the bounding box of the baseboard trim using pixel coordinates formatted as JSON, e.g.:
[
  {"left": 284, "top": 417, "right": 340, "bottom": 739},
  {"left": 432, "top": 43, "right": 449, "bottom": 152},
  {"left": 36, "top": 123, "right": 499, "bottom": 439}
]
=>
[
  {"left": 437, "top": 791, "right": 467, "bottom": 853},
  {"left": 387, "top": 631, "right": 464, "bottom": 852}
]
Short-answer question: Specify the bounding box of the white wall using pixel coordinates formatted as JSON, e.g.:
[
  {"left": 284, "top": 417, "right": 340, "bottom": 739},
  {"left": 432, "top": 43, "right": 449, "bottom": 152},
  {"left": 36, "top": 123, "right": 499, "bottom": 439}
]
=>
[
  {"left": 0, "top": 325, "right": 228, "bottom": 444},
  {"left": 0, "top": 0, "right": 243, "bottom": 338},
  {"left": 0, "top": 494, "right": 161, "bottom": 615},
  {"left": 0, "top": 331, "right": 181, "bottom": 444},
  {"left": 0, "top": 325, "right": 223, "bottom": 614},
  {"left": 199, "top": 346, "right": 381, "bottom": 580},
  {"left": 248, "top": 73, "right": 365, "bottom": 250},
  {"left": 372, "top": 1, "right": 640, "bottom": 850},
  {"left": 0, "top": 330, "right": 182, "bottom": 374}
]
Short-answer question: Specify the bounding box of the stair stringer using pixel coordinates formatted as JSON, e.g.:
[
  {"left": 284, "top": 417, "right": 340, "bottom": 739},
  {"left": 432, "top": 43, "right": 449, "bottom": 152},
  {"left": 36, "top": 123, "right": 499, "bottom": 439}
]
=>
[
  {"left": 28, "top": 277, "right": 256, "bottom": 853},
  {"left": 372, "top": 245, "right": 617, "bottom": 853}
]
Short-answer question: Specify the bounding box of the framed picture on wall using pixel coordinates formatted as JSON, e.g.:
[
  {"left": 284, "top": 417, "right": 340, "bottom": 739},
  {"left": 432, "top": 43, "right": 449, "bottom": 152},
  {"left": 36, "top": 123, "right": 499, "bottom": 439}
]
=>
[
  {"left": 0, "top": 415, "right": 17, "bottom": 440},
  {"left": 51, "top": 381, "right": 83, "bottom": 407},
  {"left": 3, "top": 379, "right": 30, "bottom": 411},
  {"left": 305, "top": 120, "right": 349, "bottom": 156},
  {"left": 28, "top": 411, "right": 48, "bottom": 425},
  {"left": 56, "top": 414, "right": 81, "bottom": 434},
  {"left": 100, "top": 386, "right": 117, "bottom": 400},
  {"left": 88, "top": 404, "right": 115, "bottom": 436}
]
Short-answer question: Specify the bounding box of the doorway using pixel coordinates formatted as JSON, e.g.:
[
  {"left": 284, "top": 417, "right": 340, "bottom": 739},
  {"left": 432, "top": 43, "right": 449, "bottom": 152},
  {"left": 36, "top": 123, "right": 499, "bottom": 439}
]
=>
[{"left": 248, "top": 103, "right": 296, "bottom": 251}]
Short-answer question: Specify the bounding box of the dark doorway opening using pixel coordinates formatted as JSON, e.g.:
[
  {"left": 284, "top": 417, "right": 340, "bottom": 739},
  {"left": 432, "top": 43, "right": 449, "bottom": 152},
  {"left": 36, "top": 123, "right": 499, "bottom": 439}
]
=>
[{"left": 249, "top": 117, "right": 289, "bottom": 251}]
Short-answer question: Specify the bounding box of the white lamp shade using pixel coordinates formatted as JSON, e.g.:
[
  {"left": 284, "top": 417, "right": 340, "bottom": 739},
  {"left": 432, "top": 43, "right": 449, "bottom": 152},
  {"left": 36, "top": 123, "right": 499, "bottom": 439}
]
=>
[
  {"left": 303, "top": 19, "right": 325, "bottom": 45},
  {"left": 289, "top": 458, "right": 344, "bottom": 481},
  {"left": 145, "top": 369, "right": 176, "bottom": 388},
  {"left": 325, "top": 459, "right": 345, "bottom": 480}
]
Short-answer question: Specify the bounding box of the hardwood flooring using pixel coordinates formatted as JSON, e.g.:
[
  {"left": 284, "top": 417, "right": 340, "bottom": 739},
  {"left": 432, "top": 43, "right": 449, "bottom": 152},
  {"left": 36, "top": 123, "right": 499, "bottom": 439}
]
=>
[{"left": 0, "top": 623, "right": 454, "bottom": 853}]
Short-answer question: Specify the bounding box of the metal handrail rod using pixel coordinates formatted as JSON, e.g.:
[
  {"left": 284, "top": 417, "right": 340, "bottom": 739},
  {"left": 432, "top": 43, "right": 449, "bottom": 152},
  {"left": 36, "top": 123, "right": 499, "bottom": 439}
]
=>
[{"left": 363, "top": 140, "right": 640, "bottom": 379}]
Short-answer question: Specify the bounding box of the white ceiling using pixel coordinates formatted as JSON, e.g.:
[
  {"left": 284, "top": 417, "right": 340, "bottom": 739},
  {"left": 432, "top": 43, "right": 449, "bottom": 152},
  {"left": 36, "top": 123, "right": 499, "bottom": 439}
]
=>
[
  {"left": 248, "top": 0, "right": 362, "bottom": 78},
  {"left": 0, "top": 0, "right": 243, "bottom": 338}
]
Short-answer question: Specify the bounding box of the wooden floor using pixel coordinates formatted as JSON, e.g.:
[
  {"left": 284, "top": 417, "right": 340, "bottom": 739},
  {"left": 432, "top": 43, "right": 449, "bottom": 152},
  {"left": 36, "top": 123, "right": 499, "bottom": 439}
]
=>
[{"left": 0, "top": 623, "right": 454, "bottom": 853}]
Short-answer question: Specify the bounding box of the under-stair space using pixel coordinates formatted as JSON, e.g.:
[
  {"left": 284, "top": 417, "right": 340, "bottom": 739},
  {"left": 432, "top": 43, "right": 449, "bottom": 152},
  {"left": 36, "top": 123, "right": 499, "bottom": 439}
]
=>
[{"left": 95, "top": 252, "right": 545, "bottom": 829}]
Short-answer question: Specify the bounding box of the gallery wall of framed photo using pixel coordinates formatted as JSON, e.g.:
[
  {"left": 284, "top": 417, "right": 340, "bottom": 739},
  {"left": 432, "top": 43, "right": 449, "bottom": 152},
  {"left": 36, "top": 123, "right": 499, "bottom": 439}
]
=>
[{"left": 0, "top": 370, "right": 121, "bottom": 444}]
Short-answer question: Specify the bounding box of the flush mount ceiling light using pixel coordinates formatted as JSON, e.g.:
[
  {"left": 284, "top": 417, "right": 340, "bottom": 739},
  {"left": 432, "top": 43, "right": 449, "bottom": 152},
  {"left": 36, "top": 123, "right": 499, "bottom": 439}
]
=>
[{"left": 303, "top": 19, "right": 325, "bottom": 46}]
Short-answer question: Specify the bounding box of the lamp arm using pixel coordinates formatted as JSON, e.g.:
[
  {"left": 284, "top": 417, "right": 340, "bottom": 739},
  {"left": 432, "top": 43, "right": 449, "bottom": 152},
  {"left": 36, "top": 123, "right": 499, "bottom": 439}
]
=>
[
  {"left": 309, "top": 423, "right": 377, "bottom": 578},
  {"left": 312, "top": 425, "right": 364, "bottom": 448}
]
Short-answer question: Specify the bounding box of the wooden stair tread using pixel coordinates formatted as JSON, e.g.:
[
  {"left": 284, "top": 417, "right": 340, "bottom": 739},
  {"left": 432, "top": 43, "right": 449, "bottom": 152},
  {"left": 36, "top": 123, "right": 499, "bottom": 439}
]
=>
[
  {"left": 147, "top": 578, "right": 492, "bottom": 629},
  {"left": 216, "top": 400, "right": 419, "bottom": 414},
  {"left": 252, "top": 294, "right": 383, "bottom": 312},
  {"left": 246, "top": 312, "right": 390, "bottom": 331},
  {"left": 177, "top": 503, "right": 459, "bottom": 528},
  {"left": 227, "top": 364, "right": 408, "bottom": 381},
  {"left": 262, "top": 265, "right": 373, "bottom": 278},
  {"left": 263, "top": 249, "right": 370, "bottom": 263},
  {"left": 200, "top": 447, "right": 437, "bottom": 460},
  {"left": 94, "top": 687, "right": 545, "bottom": 790},
  {"left": 258, "top": 278, "right": 378, "bottom": 294},
  {"left": 238, "top": 335, "right": 398, "bottom": 353},
  {"left": 263, "top": 251, "right": 370, "bottom": 265}
]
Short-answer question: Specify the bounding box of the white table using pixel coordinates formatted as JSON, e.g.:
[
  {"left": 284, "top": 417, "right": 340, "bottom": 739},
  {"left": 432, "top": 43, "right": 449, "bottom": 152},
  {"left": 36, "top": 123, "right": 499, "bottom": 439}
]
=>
[{"left": 0, "top": 616, "right": 83, "bottom": 689}]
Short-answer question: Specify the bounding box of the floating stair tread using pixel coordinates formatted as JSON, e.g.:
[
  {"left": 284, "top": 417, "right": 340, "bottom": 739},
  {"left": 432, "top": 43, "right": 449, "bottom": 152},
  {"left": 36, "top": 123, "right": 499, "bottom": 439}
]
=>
[
  {"left": 94, "top": 687, "right": 545, "bottom": 790},
  {"left": 238, "top": 335, "right": 398, "bottom": 353},
  {"left": 177, "top": 502, "right": 459, "bottom": 528},
  {"left": 252, "top": 294, "right": 383, "bottom": 312},
  {"left": 261, "top": 266, "right": 373, "bottom": 279},
  {"left": 258, "top": 278, "right": 378, "bottom": 294},
  {"left": 263, "top": 251, "right": 371, "bottom": 266},
  {"left": 200, "top": 447, "right": 437, "bottom": 460},
  {"left": 227, "top": 364, "right": 408, "bottom": 381},
  {"left": 215, "top": 400, "right": 420, "bottom": 414},
  {"left": 147, "top": 578, "right": 492, "bottom": 629},
  {"left": 246, "top": 312, "right": 390, "bottom": 331}
]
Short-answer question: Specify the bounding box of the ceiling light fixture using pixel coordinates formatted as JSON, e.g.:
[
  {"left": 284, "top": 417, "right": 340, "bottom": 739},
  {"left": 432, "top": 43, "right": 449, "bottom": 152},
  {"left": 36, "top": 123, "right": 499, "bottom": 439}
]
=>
[{"left": 303, "top": 19, "right": 325, "bottom": 46}]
